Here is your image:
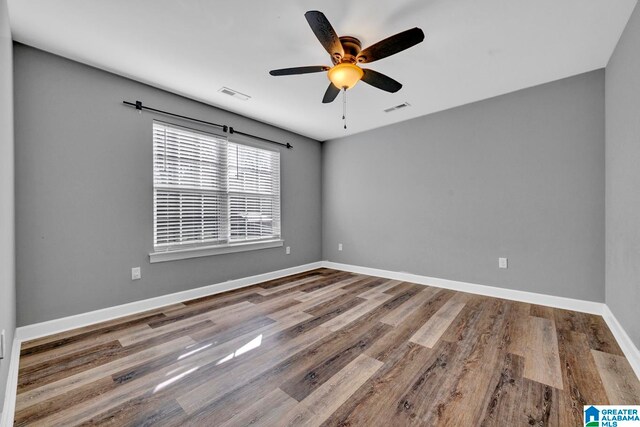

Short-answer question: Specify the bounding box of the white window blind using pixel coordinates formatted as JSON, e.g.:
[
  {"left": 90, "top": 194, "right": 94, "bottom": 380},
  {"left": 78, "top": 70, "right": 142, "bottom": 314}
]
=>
[{"left": 153, "top": 121, "right": 281, "bottom": 252}]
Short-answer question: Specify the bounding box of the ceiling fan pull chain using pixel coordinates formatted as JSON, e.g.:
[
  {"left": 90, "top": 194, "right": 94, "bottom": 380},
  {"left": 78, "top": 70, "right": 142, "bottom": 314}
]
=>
[{"left": 343, "top": 87, "right": 347, "bottom": 130}]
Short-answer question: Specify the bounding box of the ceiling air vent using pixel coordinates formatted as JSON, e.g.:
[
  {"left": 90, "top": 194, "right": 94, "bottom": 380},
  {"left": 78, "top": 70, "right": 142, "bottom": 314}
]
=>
[
  {"left": 384, "top": 102, "right": 411, "bottom": 113},
  {"left": 218, "top": 87, "right": 251, "bottom": 101}
]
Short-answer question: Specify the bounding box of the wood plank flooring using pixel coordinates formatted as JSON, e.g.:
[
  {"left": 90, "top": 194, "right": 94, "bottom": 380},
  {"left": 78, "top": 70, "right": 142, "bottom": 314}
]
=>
[{"left": 13, "top": 268, "right": 640, "bottom": 426}]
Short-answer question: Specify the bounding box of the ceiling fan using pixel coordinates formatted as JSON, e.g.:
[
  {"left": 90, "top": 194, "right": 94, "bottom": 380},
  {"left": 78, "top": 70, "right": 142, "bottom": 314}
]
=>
[{"left": 269, "top": 11, "right": 425, "bottom": 104}]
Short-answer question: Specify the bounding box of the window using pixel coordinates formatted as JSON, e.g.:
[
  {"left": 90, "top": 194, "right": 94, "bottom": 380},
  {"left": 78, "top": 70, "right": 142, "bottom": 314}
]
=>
[{"left": 151, "top": 121, "right": 281, "bottom": 262}]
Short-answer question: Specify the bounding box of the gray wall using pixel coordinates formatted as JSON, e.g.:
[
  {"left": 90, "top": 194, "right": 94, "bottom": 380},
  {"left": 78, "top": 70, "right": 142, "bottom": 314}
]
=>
[
  {"left": 606, "top": 2, "right": 640, "bottom": 348},
  {"left": 0, "top": 0, "right": 15, "bottom": 411},
  {"left": 14, "top": 44, "right": 322, "bottom": 326},
  {"left": 323, "top": 70, "right": 605, "bottom": 302}
]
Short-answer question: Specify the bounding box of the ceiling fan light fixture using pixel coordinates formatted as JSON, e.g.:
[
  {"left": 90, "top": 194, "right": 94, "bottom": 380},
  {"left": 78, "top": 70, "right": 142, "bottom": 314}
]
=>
[{"left": 327, "top": 63, "right": 364, "bottom": 90}]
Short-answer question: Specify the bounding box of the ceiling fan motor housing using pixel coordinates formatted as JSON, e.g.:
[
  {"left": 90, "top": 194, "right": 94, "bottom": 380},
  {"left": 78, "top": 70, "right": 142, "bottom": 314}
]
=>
[{"left": 338, "top": 36, "right": 362, "bottom": 63}]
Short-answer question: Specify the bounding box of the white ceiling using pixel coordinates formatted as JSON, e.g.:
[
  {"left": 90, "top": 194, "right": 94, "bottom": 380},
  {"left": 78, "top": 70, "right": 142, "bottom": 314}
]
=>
[{"left": 7, "top": 0, "right": 637, "bottom": 141}]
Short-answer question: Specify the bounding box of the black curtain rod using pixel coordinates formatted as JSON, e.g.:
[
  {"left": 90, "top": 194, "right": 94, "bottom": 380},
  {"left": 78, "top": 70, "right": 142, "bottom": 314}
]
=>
[
  {"left": 123, "top": 100, "right": 292, "bottom": 149},
  {"left": 123, "top": 100, "right": 226, "bottom": 130},
  {"left": 228, "top": 127, "right": 292, "bottom": 149}
]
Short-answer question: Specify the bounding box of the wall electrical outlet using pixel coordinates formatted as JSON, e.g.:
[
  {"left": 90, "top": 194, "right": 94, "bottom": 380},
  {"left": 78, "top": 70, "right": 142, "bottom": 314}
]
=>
[
  {"left": 338, "top": 243, "right": 343, "bottom": 251},
  {"left": 499, "top": 258, "right": 508, "bottom": 269},
  {"left": 286, "top": 246, "right": 291, "bottom": 255},
  {"left": 132, "top": 267, "right": 141, "bottom": 280}
]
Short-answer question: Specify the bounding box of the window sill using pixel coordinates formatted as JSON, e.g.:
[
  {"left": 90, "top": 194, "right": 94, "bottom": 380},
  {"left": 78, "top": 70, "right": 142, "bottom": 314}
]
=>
[{"left": 149, "top": 239, "right": 284, "bottom": 263}]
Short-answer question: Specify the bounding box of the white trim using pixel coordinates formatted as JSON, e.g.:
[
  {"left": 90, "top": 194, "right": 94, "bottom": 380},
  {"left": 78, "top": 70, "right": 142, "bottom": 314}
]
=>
[
  {"left": 322, "top": 261, "right": 605, "bottom": 315},
  {"left": 323, "top": 261, "right": 640, "bottom": 381},
  {"left": 149, "top": 239, "right": 284, "bottom": 263},
  {"left": 602, "top": 305, "right": 640, "bottom": 380},
  {"left": 15, "top": 261, "right": 322, "bottom": 342},
  {"left": 1, "top": 337, "right": 20, "bottom": 427},
  {"left": 1, "top": 261, "right": 319, "bottom": 425},
  {"left": 1, "top": 260, "right": 638, "bottom": 423}
]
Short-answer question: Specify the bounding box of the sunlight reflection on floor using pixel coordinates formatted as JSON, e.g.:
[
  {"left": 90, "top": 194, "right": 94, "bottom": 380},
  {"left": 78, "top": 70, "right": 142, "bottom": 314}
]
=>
[
  {"left": 154, "top": 367, "right": 199, "bottom": 393},
  {"left": 178, "top": 343, "right": 213, "bottom": 361},
  {"left": 152, "top": 334, "right": 264, "bottom": 393},
  {"left": 216, "top": 334, "right": 263, "bottom": 366}
]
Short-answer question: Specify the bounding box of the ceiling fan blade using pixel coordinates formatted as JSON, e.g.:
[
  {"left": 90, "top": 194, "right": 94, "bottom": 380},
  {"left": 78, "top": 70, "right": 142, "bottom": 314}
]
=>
[
  {"left": 322, "top": 83, "right": 341, "bottom": 103},
  {"left": 357, "top": 27, "right": 425, "bottom": 64},
  {"left": 361, "top": 69, "right": 402, "bottom": 93},
  {"left": 269, "top": 66, "right": 330, "bottom": 76},
  {"left": 305, "top": 11, "right": 344, "bottom": 62}
]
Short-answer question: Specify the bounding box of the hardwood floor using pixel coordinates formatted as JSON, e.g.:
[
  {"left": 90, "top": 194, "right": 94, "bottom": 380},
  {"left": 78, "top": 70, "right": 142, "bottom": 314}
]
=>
[{"left": 13, "top": 268, "right": 640, "bottom": 426}]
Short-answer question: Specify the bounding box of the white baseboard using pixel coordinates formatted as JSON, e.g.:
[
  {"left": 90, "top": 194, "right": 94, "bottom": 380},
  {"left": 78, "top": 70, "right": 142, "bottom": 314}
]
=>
[
  {"left": 1, "top": 337, "right": 20, "bottom": 427},
  {"left": 322, "top": 261, "right": 605, "bottom": 315},
  {"left": 3, "top": 261, "right": 323, "bottom": 425},
  {"left": 323, "top": 261, "right": 640, "bottom": 381},
  {"left": 2, "top": 259, "right": 638, "bottom": 425},
  {"left": 15, "top": 261, "right": 323, "bottom": 342},
  {"left": 602, "top": 305, "right": 640, "bottom": 380}
]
